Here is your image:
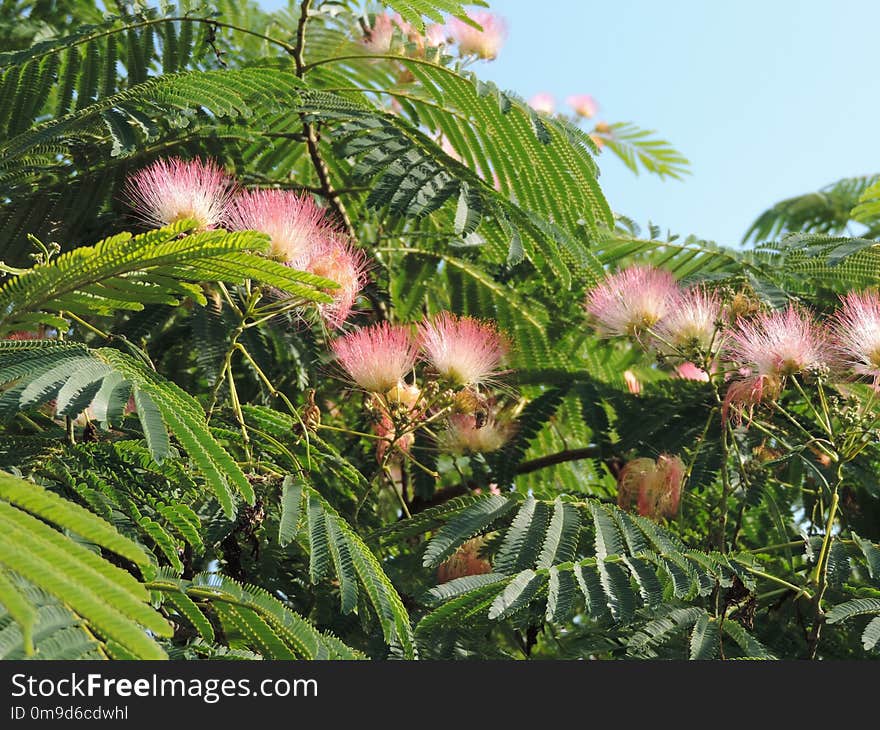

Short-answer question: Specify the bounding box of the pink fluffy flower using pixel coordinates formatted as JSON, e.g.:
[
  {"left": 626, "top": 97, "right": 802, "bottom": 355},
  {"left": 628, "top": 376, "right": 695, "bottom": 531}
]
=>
[
  {"left": 124, "top": 157, "right": 236, "bottom": 230},
  {"left": 722, "top": 374, "right": 780, "bottom": 426},
  {"left": 225, "top": 189, "right": 335, "bottom": 264},
  {"left": 653, "top": 286, "right": 722, "bottom": 355},
  {"left": 425, "top": 23, "right": 448, "bottom": 47},
  {"left": 529, "top": 93, "right": 555, "bottom": 114},
  {"left": 567, "top": 94, "right": 598, "bottom": 118},
  {"left": 331, "top": 323, "right": 419, "bottom": 393},
  {"left": 623, "top": 369, "right": 642, "bottom": 394},
  {"left": 5, "top": 331, "right": 42, "bottom": 341},
  {"left": 437, "top": 538, "right": 492, "bottom": 584},
  {"left": 448, "top": 11, "right": 506, "bottom": 60},
  {"left": 419, "top": 312, "right": 509, "bottom": 386},
  {"left": 832, "top": 291, "right": 880, "bottom": 387},
  {"left": 440, "top": 413, "right": 515, "bottom": 454},
  {"left": 374, "top": 412, "right": 415, "bottom": 463},
  {"left": 618, "top": 458, "right": 652, "bottom": 511},
  {"left": 653, "top": 454, "right": 686, "bottom": 517},
  {"left": 301, "top": 238, "right": 368, "bottom": 329},
  {"left": 585, "top": 266, "right": 680, "bottom": 338},
  {"left": 618, "top": 454, "right": 685, "bottom": 520},
  {"left": 362, "top": 12, "right": 395, "bottom": 52},
  {"left": 675, "top": 362, "right": 710, "bottom": 382},
  {"left": 726, "top": 306, "right": 828, "bottom": 379}
]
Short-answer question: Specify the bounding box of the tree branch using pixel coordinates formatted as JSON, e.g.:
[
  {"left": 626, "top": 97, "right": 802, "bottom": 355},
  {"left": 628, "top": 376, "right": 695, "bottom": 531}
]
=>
[
  {"left": 292, "top": 0, "right": 386, "bottom": 321},
  {"left": 515, "top": 446, "right": 601, "bottom": 475}
]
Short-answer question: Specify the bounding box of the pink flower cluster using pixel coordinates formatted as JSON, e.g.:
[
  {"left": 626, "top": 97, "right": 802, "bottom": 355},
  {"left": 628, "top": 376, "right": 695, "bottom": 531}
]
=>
[
  {"left": 586, "top": 265, "right": 723, "bottom": 359},
  {"left": 447, "top": 11, "right": 507, "bottom": 60},
  {"left": 525, "top": 92, "right": 608, "bottom": 150},
  {"left": 124, "top": 158, "right": 367, "bottom": 329},
  {"left": 361, "top": 10, "right": 506, "bottom": 60},
  {"left": 617, "top": 454, "right": 686, "bottom": 520},
  {"left": 330, "top": 313, "right": 514, "bottom": 462},
  {"left": 527, "top": 92, "right": 599, "bottom": 119},
  {"left": 588, "top": 265, "right": 880, "bottom": 424},
  {"left": 124, "top": 158, "right": 236, "bottom": 231},
  {"left": 441, "top": 409, "right": 516, "bottom": 455},
  {"left": 436, "top": 537, "right": 492, "bottom": 583},
  {"left": 362, "top": 12, "right": 447, "bottom": 54},
  {"left": 586, "top": 266, "right": 691, "bottom": 340},
  {"left": 331, "top": 313, "right": 508, "bottom": 393}
]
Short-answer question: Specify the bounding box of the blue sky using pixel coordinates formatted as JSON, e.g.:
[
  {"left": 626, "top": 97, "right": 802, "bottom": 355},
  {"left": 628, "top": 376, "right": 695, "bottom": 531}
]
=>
[
  {"left": 470, "top": 0, "right": 877, "bottom": 246},
  {"left": 265, "top": 0, "right": 878, "bottom": 246}
]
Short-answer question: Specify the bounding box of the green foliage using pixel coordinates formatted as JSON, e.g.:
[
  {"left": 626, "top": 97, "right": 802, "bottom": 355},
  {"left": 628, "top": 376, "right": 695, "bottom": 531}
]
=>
[
  {"left": 602, "top": 122, "right": 690, "bottom": 180},
  {"left": 0, "top": 340, "right": 254, "bottom": 515},
  {"left": 0, "top": 0, "right": 877, "bottom": 663},
  {"left": 851, "top": 177, "right": 880, "bottom": 228},
  {"left": 149, "top": 571, "right": 363, "bottom": 659},
  {"left": 379, "top": 0, "right": 487, "bottom": 33},
  {"left": 0, "top": 220, "right": 334, "bottom": 335},
  {"left": 744, "top": 174, "right": 880, "bottom": 243},
  {"left": 0, "top": 470, "right": 169, "bottom": 659}
]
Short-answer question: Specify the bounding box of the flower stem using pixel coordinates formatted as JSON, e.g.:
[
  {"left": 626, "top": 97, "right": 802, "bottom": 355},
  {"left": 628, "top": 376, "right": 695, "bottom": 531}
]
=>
[{"left": 806, "top": 463, "right": 843, "bottom": 659}]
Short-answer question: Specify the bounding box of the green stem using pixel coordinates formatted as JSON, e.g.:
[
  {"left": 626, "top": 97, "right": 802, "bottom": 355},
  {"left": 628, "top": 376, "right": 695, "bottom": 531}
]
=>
[
  {"left": 383, "top": 466, "right": 412, "bottom": 519},
  {"left": 716, "top": 422, "right": 732, "bottom": 552},
  {"left": 771, "top": 400, "right": 835, "bottom": 455},
  {"left": 316, "top": 422, "right": 384, "bottom": 441},
  {"left": 745, "top": 567, "right": 811, "bottom": 599},
  {"left": 747, "top": 540, "right": 805, "bottom": 554},
  {"left": 234, "top": 342, "right": 312, "bottom": 470},
  {"left": 806, "top": 464, "right": 843, "bottom": 659},
  {"left": 225, "top": 359, "right": 252, "bottom": 462},
  {"left": 788, "top": 377, "right": 832, "bottom": 437},
  {"left": 65, "top": 311, "right": 112, "bottom": 341}
]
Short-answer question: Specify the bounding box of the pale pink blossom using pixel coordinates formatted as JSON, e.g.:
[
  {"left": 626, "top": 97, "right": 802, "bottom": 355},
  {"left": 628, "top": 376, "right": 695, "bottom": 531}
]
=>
[
  {"left": 623, "top": 369, "right": 642, "bottom": 394},
  {"left": 374, "top": 412, "right": 415, "bottom": 462},
  {"left": 425, "top": 23, "right": 448, "bottom": 47},
  {"left": 124, "top": 157, "right": 236, "bottom": 230},
  {"left": 301, "top": 238, "right": 367, "bottom": 329},
  {"left": 390, "top": 13, "right": 414, "bottom": 37},
  {"left": 617, "top": 457, "right": 653, "bottom": 514},
  {"left": 437, "top": 538, "right": 492, "bottom": 583},
  {"left": 585, "top": 266, "right": 680, "bottom": 338},
  {"left": 618, "top": 454, "right": 685, "bottom": 520},
  {"left": 419, "top": 312, "right": 509, "bottom": 386},
  {"left": 385, "top": 382, "right": 421, "bottom": 408},
  {"left": 722, "top": 374, "right": 780, "bottom": 426},
  {"left": 726, "top": 306, "right": 828, "bottom": 379},
  {"left": 653, "top": 454, "right": 686, "bottom": 518},
  {"left": 363, "top": 12, "right": 395, "bottom": 53},
  {"left": 832, "top": 291, "right": 880, "bottom": 387},
  {"left": 653, "top": 286, "right": 722, "bottom": 355},
  {"left": 529, "top": 92, "right": 555, "bottom": 115},
  {"left": 440, "top": 413, "right": 515, "bottom": 454},
  {"left": 225, "top": 189, "right": 336, "bottom": 264},
  {"left": 331, "top": 322, "right": 419, "bottom": 393},
  {"left": 675, "top": 362, "right": 710, "bottom": 382},
  {"left": 399, "top": 13, "right": 446, "bottom": 51},
  {"left": 567, "top": 94, "right": 598, "bottom": 118},
  {"left": 5, "top": 331, "right": 42, "bottom": 341},
  {"left": 448, "top": 11, "right": 506, "bottom": 60}
]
